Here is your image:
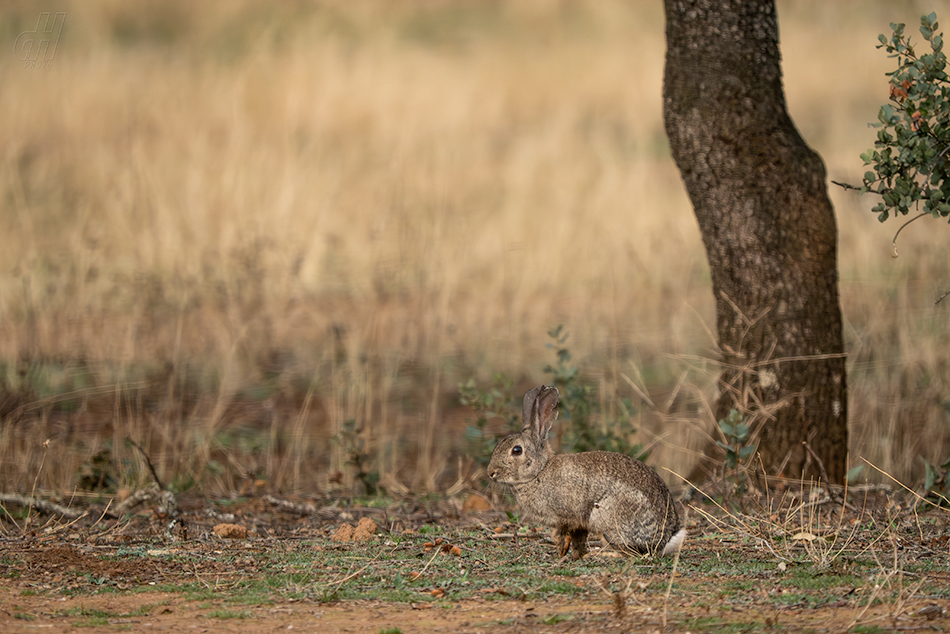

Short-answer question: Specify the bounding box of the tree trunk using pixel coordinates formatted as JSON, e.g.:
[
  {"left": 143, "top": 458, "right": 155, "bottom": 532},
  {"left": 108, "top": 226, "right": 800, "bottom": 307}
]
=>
[{"left": 662, "top": 0, "right": 848, "bottom": 484}]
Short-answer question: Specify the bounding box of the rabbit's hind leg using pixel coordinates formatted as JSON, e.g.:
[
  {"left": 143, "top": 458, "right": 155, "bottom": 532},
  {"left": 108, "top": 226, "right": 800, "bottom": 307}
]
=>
[
  {"left": 553, "top": 526, "right": 589, "bottom": 560},
  {"left": 553, "top": 526, "right": 572, "bottom": 559},
  {"left": 569, "top": 528, "right": 589, "bottom": 560}
]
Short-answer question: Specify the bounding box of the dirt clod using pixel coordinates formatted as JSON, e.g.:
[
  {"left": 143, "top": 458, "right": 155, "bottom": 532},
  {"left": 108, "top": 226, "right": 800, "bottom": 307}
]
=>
[
  {"left": 462, "top": 493, "right": 492, "bottom": 512},
  {"left": 213, "top": 523, "right": 248, "bottom": 539},
  {"left": 331, "top": 517, "right": 377, "bottom": 542},
  {"left": 331, "top": 523, "right": 354, "bottom": 542}
]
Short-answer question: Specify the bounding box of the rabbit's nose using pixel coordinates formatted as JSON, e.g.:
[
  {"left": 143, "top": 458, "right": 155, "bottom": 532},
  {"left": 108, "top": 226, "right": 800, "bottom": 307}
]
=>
[{"left": 487, "top": 469, "right": 497, "bottom": 480}]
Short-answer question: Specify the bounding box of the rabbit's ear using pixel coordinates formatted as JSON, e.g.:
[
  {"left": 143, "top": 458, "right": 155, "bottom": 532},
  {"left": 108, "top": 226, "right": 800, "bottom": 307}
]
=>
[
  {"left": 521, "top": 387, "right": 541, "bottom": 431},
  {"left": 537, "top": 386, "right": 559, "bottom": 437},
  {"left": 528, "top": 385, "right": 559, "bottom": 439}
]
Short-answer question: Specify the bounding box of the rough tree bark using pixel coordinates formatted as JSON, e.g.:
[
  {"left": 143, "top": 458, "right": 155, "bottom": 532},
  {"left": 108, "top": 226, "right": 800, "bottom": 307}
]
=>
[{"left": 662, "top": 0, "right": 848, "bottom": 483}]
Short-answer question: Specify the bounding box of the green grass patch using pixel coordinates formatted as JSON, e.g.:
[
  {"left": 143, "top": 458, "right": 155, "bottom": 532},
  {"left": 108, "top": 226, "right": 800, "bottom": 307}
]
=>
[
  {"left": 64, "top": 606, "right": 118, "bottom": 628},
  {"left": 684, "top": 615, "right": 768, "bottom": 633},
  {"left": 206, "top": 609, "right": 252, "bottom": 619}
]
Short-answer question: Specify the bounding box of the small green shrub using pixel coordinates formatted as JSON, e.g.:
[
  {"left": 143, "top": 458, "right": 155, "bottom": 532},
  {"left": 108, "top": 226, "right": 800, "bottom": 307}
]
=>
[
  {"left": 921, "top": 454, "right": 950, "bottom": 506},
  {"left": 716, "top": 409, "right": 755, "bottom": 471},
  {"left": 460, "top": 326, "right": 646, "bottom": 473},
  {"left": 332, "top": 418, "right": 379, "bottom": 495},
  {"left": 458, "top": 374, "right": 520, "bottom": 467},
  {"left": 716, "top": 409, "right": 755, "bottom": 494},
  {"left": 544, "top": 326, "right": 644, "bottom": 458}
]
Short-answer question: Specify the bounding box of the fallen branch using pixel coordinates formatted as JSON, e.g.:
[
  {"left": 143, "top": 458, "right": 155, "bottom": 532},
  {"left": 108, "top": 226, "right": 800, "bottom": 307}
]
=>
[
  {"left": 264, "top": 495, "right": 316, "bottom": 516},
  {"left": 0, "top": 493, "right": 83, "bottom": 519},
  {"left": 113, "top": 487, "right": 162, "bottom": 516}
]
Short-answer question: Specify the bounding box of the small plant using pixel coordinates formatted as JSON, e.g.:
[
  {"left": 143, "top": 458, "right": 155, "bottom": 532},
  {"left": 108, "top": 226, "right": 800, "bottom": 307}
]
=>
[
  {"left": 76, "top": 447, "right": 119, "bottom": 491},
  {"left": 458, "top": 374, "right": 519, "bottom": 467},
  {"left": 717, "top": 409, "right": 755, "bottom": 470},
  {"left": 921, "top": 454, "right": 950, "bottom": 506},
  {"left": 332, "top": 419, "right": 379, "bottom": 496},
  {"left": 459, "top": 326, "right": 646, "bottom": 470},
  {"left": 544, "top": 326, "right": 645, "bottom": 459},
  {"left": 716, "top": 409, "right": 756, "bottom": 493}
]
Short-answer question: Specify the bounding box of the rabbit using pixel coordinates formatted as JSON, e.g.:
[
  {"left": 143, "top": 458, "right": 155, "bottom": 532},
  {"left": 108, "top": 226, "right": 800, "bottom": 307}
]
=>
[{"left": 487, "top": 385, "right": 686, "bottom": 559}]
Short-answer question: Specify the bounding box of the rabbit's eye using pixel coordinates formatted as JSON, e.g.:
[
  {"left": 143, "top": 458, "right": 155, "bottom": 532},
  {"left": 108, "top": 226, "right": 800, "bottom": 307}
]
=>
[{"left": 511, "top": 446, "right": 523, "bottom": 456}]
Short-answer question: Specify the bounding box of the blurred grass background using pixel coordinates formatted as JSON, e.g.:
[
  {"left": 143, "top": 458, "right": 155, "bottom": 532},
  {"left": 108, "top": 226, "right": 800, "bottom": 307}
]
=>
[{"left": 1, "top": 0, "right": 948, "bottom": 498}]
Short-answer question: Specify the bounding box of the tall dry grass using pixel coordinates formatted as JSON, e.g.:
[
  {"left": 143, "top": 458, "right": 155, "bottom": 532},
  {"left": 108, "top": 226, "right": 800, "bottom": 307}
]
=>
[{"left": 0, "top": 0, "right": 948, "bottom": 498}]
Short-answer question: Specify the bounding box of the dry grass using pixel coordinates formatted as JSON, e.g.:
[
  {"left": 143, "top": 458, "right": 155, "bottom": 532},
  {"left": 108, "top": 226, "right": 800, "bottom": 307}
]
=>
[{"left": 1, "top": 0, "right": 949, "bottom": 496}]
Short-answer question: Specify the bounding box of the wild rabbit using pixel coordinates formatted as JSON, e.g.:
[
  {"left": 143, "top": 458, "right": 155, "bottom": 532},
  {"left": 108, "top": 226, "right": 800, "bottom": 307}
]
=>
[{"left": 487, "top": 385, "right": 685, "bottom": 559}]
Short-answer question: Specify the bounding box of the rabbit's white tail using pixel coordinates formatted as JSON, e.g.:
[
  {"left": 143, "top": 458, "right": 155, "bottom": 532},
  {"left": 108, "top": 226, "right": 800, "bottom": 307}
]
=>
[{"left": 661, "top": 528, "right": 687, "bottom": 556}]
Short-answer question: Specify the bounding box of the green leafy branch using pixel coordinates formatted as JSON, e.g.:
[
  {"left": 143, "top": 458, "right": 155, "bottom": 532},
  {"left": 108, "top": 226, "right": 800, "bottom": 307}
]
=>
[{"left": 842, "top": 13, "right": 950, "bottom": 233}]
